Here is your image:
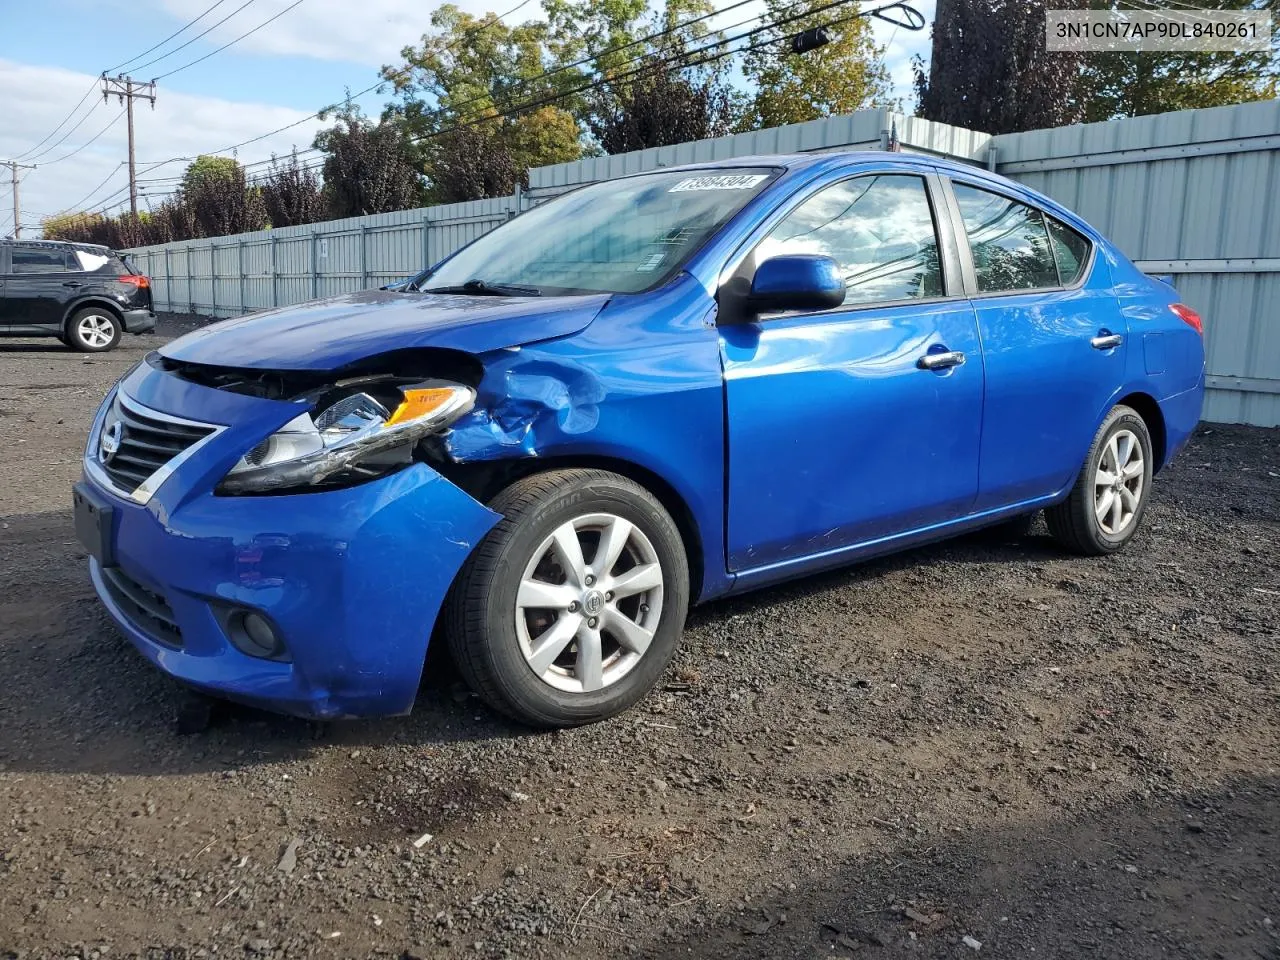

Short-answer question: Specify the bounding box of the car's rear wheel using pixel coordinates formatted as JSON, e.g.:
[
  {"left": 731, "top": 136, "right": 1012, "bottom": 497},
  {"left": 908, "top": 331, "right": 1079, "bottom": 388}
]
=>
[
  {"left": 1046, "top": 405, "right": 1153, "bottom": 555},
  {"left": 67, "top": 308, "right": 122, "bottom": 352},
  {"left": 445, "top": 469, "right": 690, "bottom": 728}
]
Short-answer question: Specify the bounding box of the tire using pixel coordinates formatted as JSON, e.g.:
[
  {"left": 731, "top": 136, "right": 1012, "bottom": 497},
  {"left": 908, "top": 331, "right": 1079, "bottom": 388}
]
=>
[
  {"left": 1045, "top": 405, "right": 1154, "bottom": 556},
  {"left": 444, "top": 468, "right": 690, "bottom": 728},
  {"left": 66, "top": 308, "right": 122, "bottom": 352}
]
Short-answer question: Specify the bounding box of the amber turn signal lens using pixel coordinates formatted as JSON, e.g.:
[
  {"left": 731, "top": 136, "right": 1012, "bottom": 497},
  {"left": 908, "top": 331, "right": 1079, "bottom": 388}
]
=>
[{"left": 385, "top": 387, "right": 459, "bottom": 427}]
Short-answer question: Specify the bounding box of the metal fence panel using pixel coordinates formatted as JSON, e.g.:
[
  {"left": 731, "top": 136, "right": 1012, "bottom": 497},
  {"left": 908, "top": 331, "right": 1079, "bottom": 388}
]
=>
[
  {"left": 991, "top": 100, "right": 1280, "bottom": 427},
  {"left": 128, "top": 103, "right": 1279, "bottom": 425}
]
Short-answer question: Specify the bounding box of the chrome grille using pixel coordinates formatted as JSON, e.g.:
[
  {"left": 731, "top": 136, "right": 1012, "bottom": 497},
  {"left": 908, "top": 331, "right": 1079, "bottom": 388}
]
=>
[{"left": 98, "top": 395, "right": 217, "bottom": 498}]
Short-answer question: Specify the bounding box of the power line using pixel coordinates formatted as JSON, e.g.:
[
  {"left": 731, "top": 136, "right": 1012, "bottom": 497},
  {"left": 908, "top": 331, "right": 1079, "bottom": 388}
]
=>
[
  {"left": 39, "top": 108, "right": 126, "bottom": 166},
  {"left": 13, "top": 0, "right": 237, "bottom": 160},
  {"left": 85, "top": 0, "right": 920, "bottom": 220},
  {"left": 17, "top": 99, "right": 106, "bottom": 163},
  {"left": 11, "top": 80, "right": 101, "bottom": 161},
  {"left": 132, "top": 0, "right": 538, "bottom": 178},
  {"left": 139, "top": 0, "right": 767, "bottom": 180},
  {"left": 53, "top": 163, "right": 127, "bottom": 217},
  {"left": 153, "top": 0, "right": 311, "bottom": 81},
  {"left": 105, "top": 0, "right": 232, "bottom": 74},
  {"left": 128, "top": 0, "right": 259, "bottom": 75}
]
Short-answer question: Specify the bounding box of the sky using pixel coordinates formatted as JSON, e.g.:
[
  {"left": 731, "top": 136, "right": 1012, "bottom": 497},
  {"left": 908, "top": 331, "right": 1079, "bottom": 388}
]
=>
[{"left": 0, "top": 0, "right": 935, "bottom": 237}]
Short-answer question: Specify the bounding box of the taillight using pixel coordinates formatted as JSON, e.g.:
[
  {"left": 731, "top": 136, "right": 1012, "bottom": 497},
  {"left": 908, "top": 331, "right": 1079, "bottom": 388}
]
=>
[
  {"left": 117, "top": 274, "right": 150, "bottom": 289},
  {"left": 1170, "top": 303, "right": 1202, "bottom": 335}
]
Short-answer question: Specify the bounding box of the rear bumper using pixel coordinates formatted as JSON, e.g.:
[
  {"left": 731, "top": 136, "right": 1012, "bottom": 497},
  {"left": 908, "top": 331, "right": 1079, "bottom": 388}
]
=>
[
  {"left": 1159, "top": 374, "right": 1205, "bottom": 468},
  {"left": 122, "top": 308, "right": 156, "bottom": 333}
]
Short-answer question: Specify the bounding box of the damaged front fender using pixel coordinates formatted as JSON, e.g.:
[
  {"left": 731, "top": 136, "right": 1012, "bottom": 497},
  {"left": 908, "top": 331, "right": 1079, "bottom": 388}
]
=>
[{"left": 444, "top": 352, "right": 609, "bottom": 461}]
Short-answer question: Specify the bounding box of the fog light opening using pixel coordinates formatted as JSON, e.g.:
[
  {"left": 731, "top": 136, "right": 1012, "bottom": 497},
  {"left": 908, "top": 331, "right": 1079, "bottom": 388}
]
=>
[{"left": 227, "top": 609, "right": 288, "bottom": 660}]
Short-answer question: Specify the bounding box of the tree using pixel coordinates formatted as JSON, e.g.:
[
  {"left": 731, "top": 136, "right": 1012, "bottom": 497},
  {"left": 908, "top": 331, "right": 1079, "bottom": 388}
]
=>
[
  {"left": 742, "top": 0, "right": 893, "bottom": 128},
  {"left": 587, "top": 61, "right": 739, "bottom": 153},
  {"left": 914, "top": 0, "right": 1085, "bottom": 134},
  {"left": 426, "top": 118, "right": 523, "bottom": 203},
  {"left": 178, "top": 155, "right": 267, "bottom": 237},
  {"left": 573, "top": 0, "right": 746, "bottom": 152},
  {"left": 1078, "top": 0, "right": 1278, "bottom": 121},
  {"left": 314, "top": 104, "right": 422, "bottom": 218},
  {"left": 383, "top": 3, "right": 584, "bottom": 193},
  {"left": 258, "top": 150, "right": 324, "bottom": 227}
]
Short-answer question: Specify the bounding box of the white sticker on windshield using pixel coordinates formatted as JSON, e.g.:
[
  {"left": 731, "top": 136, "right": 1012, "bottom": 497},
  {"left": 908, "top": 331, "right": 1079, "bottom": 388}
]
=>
[
  {"left": 636, "top": 253, "right": 666, "bottom": 272},
  {"left": 668, "top": 174, "right": 768, "bottom": 193}
]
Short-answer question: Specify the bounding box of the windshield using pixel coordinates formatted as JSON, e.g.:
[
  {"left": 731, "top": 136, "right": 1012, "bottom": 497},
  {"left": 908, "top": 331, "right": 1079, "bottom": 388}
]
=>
[{"left": 421, "top": 168, "right": 778, "bottom": 296}]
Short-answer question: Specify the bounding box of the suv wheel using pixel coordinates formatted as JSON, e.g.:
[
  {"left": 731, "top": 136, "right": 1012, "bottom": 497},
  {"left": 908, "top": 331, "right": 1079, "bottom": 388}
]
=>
[
  {"left": 67, "top": 308, "right": 121, "bottom": 352},
  {"left": 445, "top": 469, "right": 690, "bottom": 728}
]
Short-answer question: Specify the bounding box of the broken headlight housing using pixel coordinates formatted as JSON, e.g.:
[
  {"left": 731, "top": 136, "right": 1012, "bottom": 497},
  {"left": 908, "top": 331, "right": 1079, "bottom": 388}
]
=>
[{"left": 218, "top": 381, "right": 474, "bottom": 494}]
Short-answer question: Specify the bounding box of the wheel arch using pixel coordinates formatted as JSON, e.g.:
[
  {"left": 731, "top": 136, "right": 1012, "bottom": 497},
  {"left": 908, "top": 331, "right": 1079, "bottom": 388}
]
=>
[
  {"left": 63, "top": 297, "right": 125, "bottom": 330},
  {"left": 436, "top": 454, "right": 706, "bottom": 602},
  {"left": 1116, "top": 391, "right": 1168, "bottom": 472}
]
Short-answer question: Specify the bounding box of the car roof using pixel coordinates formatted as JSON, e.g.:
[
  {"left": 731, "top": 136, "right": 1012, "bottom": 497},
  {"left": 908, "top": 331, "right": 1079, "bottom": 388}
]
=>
[{"left": 0, "top": 238, "right": 115, "bottom": 255}]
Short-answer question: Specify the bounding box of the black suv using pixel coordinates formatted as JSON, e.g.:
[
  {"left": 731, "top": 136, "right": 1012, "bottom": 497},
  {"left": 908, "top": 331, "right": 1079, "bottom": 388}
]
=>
[{"left": 0, "top": 239, "right": 156, "bottom": 352}]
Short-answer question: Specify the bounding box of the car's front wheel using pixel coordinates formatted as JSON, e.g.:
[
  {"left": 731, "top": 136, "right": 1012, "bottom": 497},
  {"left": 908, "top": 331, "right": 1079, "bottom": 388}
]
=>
[
  {"left": 66, "top": 308, "right": 122, "bottom": 352},
  {"left": 445, "top": 469, "right": 690, "bottom": 727},
  {"left": 1046, "top": 404, "right": 1154, "bottom": 555}
]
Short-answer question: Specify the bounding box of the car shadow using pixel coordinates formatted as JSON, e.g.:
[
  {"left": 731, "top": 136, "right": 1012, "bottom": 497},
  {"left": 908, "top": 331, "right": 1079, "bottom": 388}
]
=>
[
  {"left": 0, "top": 503, "right": 1081, "bottom": 778},
  {"left": 625, "top": 773, "right": 1280, "bottom": 959},
  {"left": 0, "top": 341, "right": 76, "bottom": 353}
]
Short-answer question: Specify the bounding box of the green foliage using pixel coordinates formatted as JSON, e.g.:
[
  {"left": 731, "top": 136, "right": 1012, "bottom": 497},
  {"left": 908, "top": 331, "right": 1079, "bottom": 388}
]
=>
[
  {"left": 259, "top": 150, "right": 325, "bottom": 228},
  {"left": 588, "top": 61, "right": 740, "bottom": 153},
  {"left": 914, "top": 0, "right": 1086, "bottom": 134},
  {"left": 383, "top": 2, "right": 585, "bottom": 194},
  {"left": 742, "top": 0, "right": 893, "bottom": 128},
  {"left": 315, "top": 103, "right": 423, "bottom": 218},
  {"left": 917, "top": 0, "right": 1278, "bottom": 133},
  {"left": 178, "top": 156, "right": 267, "bottom": 238},
  {"left": 1078, "top": 0, "right": 1278, "bottom": 121}
]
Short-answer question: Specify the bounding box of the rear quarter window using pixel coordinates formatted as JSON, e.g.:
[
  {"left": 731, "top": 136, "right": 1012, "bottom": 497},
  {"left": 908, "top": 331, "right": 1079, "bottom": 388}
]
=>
[
  {"left": 73, "top": 250, "right": 126, "bottom": 273},
  {"left": 1046, "top": 217, "right": 1092, "bottom": 285}
]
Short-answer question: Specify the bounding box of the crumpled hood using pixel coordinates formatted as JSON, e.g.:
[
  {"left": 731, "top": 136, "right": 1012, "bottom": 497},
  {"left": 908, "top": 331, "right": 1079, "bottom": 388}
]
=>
[{"left": 158, "top": 289, "right": 611, "bottom": 370}]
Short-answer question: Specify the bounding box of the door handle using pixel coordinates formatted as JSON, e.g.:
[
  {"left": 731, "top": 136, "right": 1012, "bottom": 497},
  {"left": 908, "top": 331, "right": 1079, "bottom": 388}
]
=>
[
  {"left": 917, "top": 350, "right": 966, "bottom": 371},
  {"left": 1091, "top": 333, "right": 1123, "bottom": 350},
  {"left": 62, "top": 281, "right": 83, "bottom": 288}
]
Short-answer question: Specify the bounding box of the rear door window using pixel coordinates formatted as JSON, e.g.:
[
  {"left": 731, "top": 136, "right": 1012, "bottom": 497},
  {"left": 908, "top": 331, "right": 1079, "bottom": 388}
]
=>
[
  {"left": 951, "top": 183, "right": 1060, "bottom": 293},
  {"left": 11, "top": 247, "right": 73, "bottom": 274}
]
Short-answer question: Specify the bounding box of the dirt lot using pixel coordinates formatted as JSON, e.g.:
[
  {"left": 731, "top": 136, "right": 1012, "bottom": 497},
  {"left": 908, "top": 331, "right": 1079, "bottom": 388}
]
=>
[{"left": 1, "top": 315, "right": 1278, "bottom": 960}]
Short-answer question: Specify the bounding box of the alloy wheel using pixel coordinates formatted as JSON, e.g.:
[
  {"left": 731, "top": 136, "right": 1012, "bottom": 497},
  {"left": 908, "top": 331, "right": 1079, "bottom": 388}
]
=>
[
  {"left": 515, "top": 512, "right": 664, "bottom": 694},
  {"left": 77, "top": 314, "right": 116, "bottom": 348},
  {"left": 1093, "top": 428, "right": 1145, "bottom": 536}
]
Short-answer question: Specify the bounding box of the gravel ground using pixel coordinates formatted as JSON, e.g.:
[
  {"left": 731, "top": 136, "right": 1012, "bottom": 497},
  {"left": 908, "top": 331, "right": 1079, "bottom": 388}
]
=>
[{"left": 1, "top": 315, "right": 1278, "bottom": 960}]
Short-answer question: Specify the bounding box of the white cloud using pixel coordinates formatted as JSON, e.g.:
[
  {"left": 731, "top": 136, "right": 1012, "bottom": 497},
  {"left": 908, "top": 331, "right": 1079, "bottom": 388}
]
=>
[
  {"left": 0, "top": 59, "right": 327, "bottom": 233},
  {"left": 150, "top": 0, "right": 497, "bottom": 67}
]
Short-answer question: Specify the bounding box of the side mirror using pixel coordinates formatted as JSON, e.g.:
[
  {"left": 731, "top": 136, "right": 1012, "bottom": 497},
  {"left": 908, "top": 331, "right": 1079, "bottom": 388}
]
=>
[{"left": 748, "top": 255, "right": 846, "bottom": 313}]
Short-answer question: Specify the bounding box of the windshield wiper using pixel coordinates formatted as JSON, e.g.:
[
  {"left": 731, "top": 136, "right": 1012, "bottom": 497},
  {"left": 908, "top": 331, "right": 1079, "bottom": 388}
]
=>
[{"left": 420, "top": 278, "right": 541, "bottom": 297}]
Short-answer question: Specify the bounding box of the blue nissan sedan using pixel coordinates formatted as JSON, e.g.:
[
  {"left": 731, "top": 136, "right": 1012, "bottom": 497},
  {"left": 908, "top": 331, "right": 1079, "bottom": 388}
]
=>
[{"left": 74, "top": 153, "right": 1205, "bottom": 727}]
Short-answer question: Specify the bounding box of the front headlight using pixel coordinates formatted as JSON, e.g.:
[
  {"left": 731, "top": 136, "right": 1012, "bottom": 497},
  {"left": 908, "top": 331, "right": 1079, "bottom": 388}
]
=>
[{"left": 219, "top": 382, "right": 474, "bottom": 494}]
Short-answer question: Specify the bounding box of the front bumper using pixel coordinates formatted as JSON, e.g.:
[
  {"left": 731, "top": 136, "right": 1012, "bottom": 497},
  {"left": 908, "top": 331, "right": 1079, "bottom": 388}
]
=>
[
  {"left": 81, "top": 365, "right": 500, "bottom": 719},
  {"left": 122, "top": 308, "right": 157, "bottom": 334}
]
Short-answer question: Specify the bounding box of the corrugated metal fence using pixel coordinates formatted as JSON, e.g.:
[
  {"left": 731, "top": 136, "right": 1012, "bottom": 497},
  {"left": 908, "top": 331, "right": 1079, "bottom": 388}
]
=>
[
  {"left": 989, "top": 100, "right": 1280, "bottom": 427},
  {"left": 128, "top": 102, "right": 1280, "bottom": 426}
]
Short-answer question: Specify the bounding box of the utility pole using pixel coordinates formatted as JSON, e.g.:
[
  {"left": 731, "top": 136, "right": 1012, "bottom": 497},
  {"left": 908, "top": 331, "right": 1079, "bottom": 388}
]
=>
[
  {"left": 3, "top": 160, "right": 37, "bottom": 238},
  {"left": 101, "top": 74, "right": 156, "bottom": 219}
]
